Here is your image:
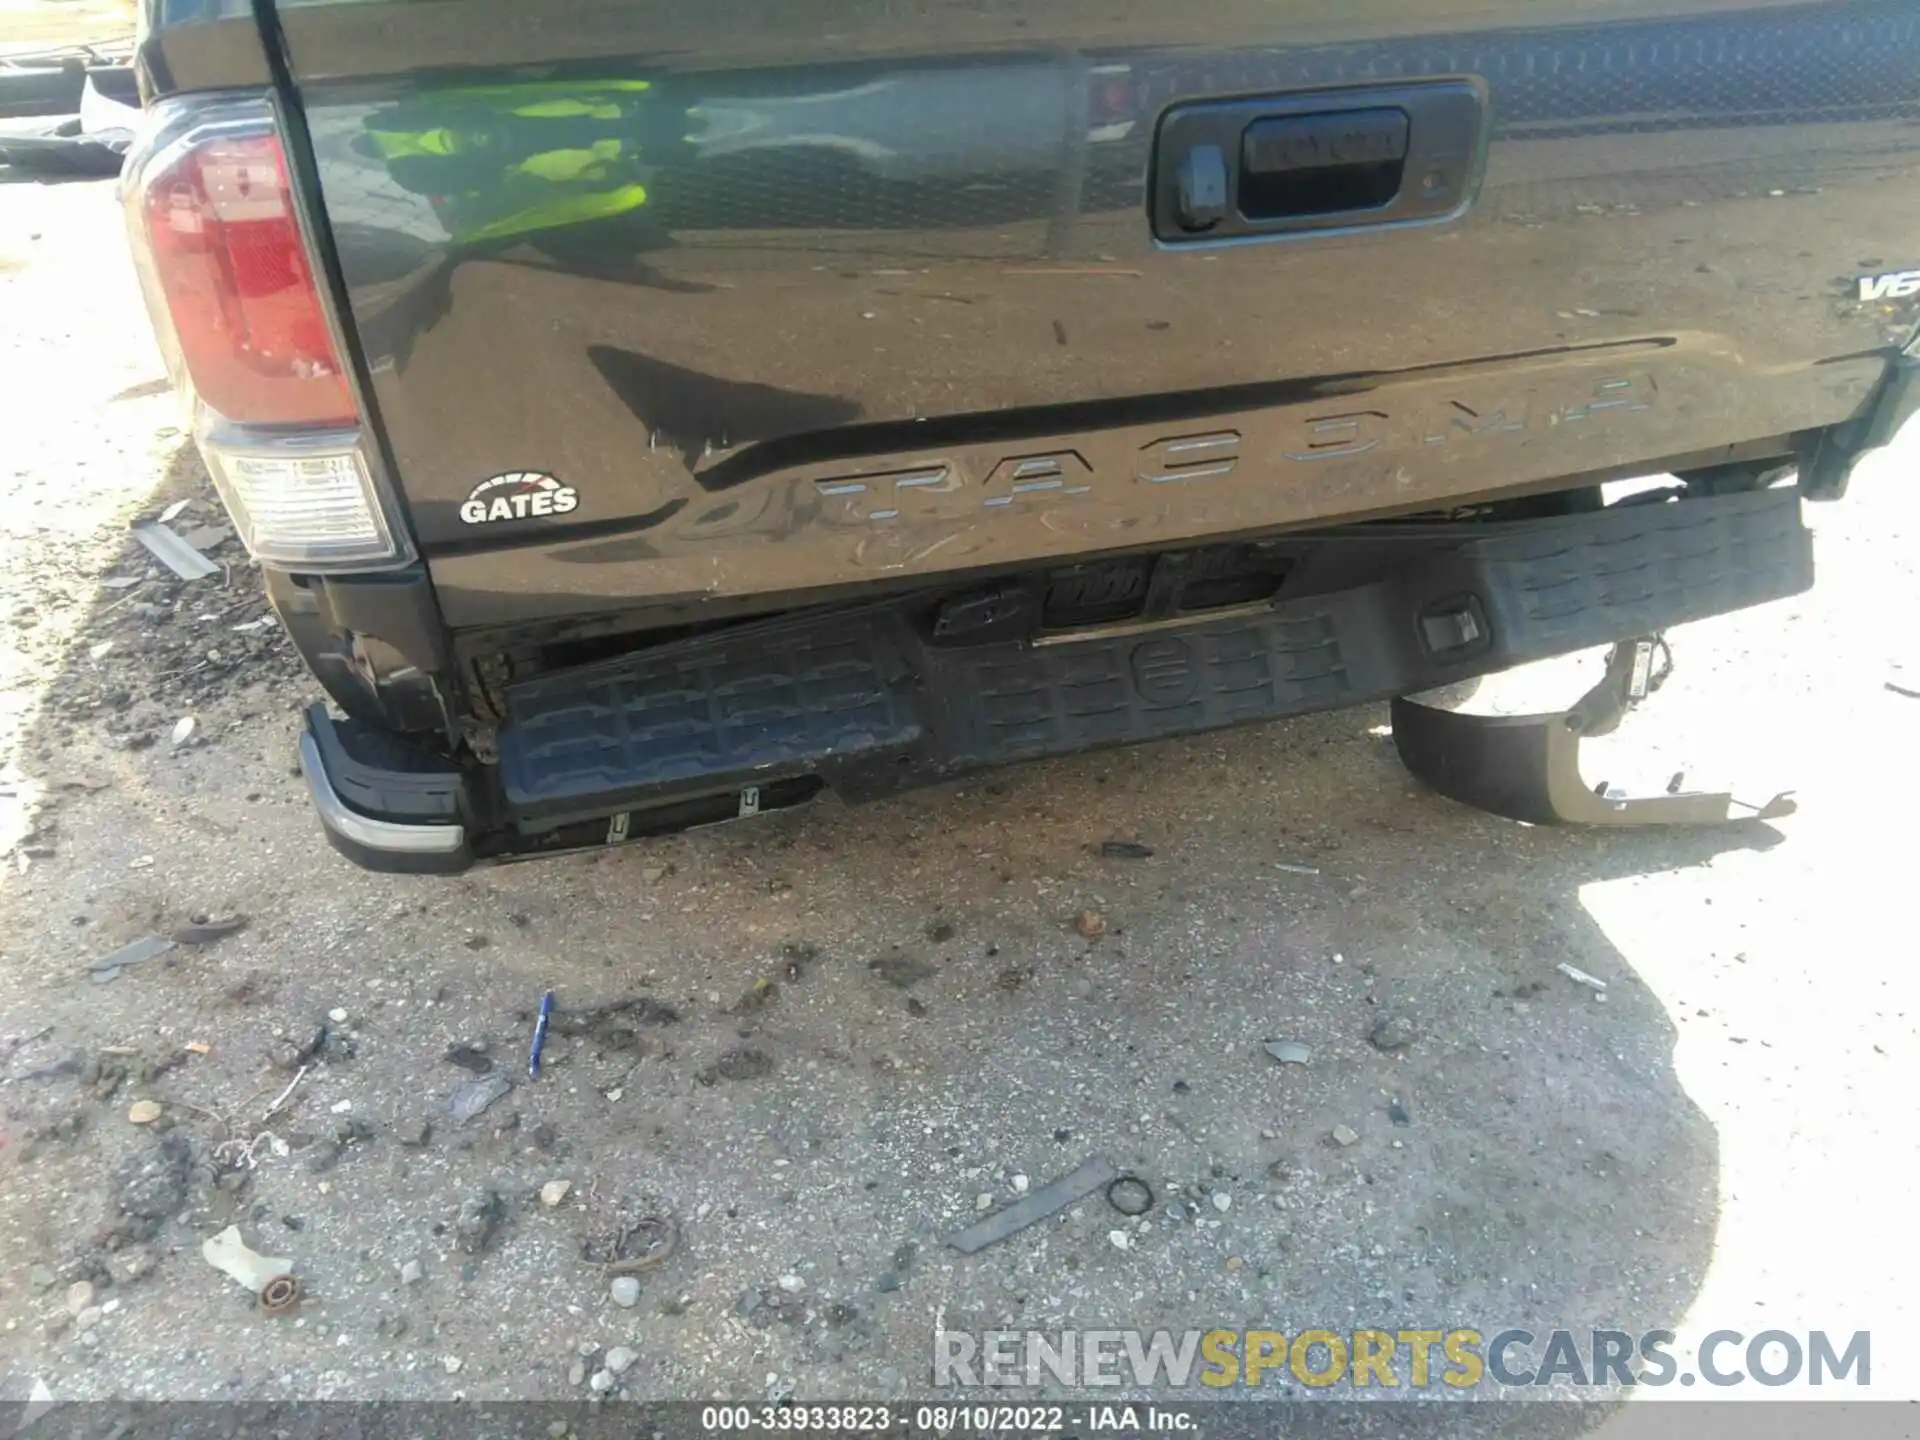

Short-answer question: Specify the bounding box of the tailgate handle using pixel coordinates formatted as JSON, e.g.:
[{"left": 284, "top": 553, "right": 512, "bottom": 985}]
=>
[
  {"left": 1152, "top": 81, "right": 1486, "bottom": 244},
  {"left": 1239, "top": 109, "right": 1410, "bottom": 219}
]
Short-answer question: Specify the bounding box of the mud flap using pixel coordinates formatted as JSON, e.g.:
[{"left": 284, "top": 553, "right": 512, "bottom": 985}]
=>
[{"left": 1391, "top": 641, "right": 1797, "bottom": 827}]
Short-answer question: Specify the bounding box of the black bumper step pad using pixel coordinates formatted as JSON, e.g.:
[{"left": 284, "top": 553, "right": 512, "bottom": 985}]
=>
[{"left": 496, "top": 489, "right": 1810, "bottom": 831}]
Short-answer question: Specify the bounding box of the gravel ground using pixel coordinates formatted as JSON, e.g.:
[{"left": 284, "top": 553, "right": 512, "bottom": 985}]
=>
[{"left": 2, "top": 174, "right": 1917, "bottom": 1420}]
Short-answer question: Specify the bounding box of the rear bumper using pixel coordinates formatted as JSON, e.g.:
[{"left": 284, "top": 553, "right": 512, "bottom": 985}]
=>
[
  {"left": 299, "top": 705, "right": 473, "bottom": 874},
  {"left": 300, "top": 486, "right": 1812, "bottom": 873}
]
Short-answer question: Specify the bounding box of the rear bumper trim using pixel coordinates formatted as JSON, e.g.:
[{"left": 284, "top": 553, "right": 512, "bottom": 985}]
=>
[
  {"left": 494, "top": 486, "right": 1814, "bottom": 833},
  {"left": 298, "top": 727, "right": 470, "bottom": 871}
]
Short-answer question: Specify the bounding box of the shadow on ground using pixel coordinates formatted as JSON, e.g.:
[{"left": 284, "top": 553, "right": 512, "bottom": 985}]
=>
[{"left": 0, "top": 469, "right": 1761, "bottom": 1413}]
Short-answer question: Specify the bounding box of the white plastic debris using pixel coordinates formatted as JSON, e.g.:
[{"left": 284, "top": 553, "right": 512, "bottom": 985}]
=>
[
  {"left": 130, "top": 518, "right": 219, "bottom": 581},
  {"left": 201, "top": 1226, "right": 293, "bottom": 1294},
  {"left": 169, "top": 716, "right": 195, "bottom": 747},
  {"left": 1555, "top": 962, "right": 1608, "bottom": 992}
]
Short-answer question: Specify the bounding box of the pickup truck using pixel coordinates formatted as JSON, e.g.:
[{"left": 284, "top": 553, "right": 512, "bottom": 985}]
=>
[{"left": 123, "top": 0, "right": 1920, "bottom": 872}]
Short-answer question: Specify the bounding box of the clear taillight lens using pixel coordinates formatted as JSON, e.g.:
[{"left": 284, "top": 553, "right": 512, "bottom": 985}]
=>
[
  {"left": 125, "top": 94, "right": 413, "bottom": 571},
  {"left": 202, "top": 441, "right": 405, "bottom": 568}
]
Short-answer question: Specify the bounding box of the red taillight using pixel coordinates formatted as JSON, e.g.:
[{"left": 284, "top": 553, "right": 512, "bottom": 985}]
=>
[{"left": 140, "top": 127, "right": 355, "bottom": 428}]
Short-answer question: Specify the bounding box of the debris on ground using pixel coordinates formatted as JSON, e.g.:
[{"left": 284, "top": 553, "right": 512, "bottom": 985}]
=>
[
  {"left": 447, "top": 1072, "right": 513, "bottom": 1122},
  {"left": 1555, "top": 962, "right": 1608, "bottom": 992},
  {"left": 129, "top": 518, "right": 220, "bottom": 581},
  {"left": 1368, "top": 1013, "right": 1418, "bottom": 1051},
  {"left": 111, "top": 1135, "right": 193, "bottom": 1242},
  {"left": 610, "top": 1276, "right": 641, "bottom": 1308},
  {"left": 540, "top": 1179, "right": 572, "bottom": 1209},
  {"left": 1097, "top": 840, "right": 1154, "bottom": 860},
  {"left": 1330, "top": 1124, "right": 1361, "bottom": 1148},
  {"left": 548, "top": 995, "right": 679, "bottom": 1045},
  {"left": 1106, "top": 1175, "right": 1154, "bottom": 1217},
  {"left": 442, "top": 1045, "right": 492, "bottom": 1075},
  {"left": 1273, "top": 862, "right": 1321, "bottom": 875},
  {"left": 168, "top": 716, "right": 195, "bottom": 748},
  {"left": 267, "top": 1027, "right": 324, "bottom": 1071},
  {"left": 126, "top": 1099, "right": 160, "bottom": 1125},
  {"left": 869, "top": 955, "right": 936, "bottom": 989},
  {"left": 585, "top": 1203, "right": 679, "bottom": 1275},
  {"left": 945, "top": 1154, "right": 1118, "bottom": 1254},
  {"left": 201, "top": 1225, "right": 294, "bottom": 1294},
  {"left": 212, "top": 1130, "right": 287, "bottom": 1170},
  {"left": 87, "top": 934, "right": 174, "bottom": 980},
  {"left": 1264, "top": 1039, "right": 1312, "bottom": 1066},
  {"left": 729, "top": 977, "right": 779, "bottom": 1016},
  {"left": 171, "top": 915, "right": 246, "bottom": 946},
  {"left": 259, "top": 1274, "right": 301, "bottom": 1314},
  {"left": 1074, "top": 908, "right": 1108, "bottom": 939},
  {"left": 781, "top": 941, "right": 816, "bottom": 981},
  {"left": 262, "top": 1065, "right": 309, "bottom": 1120},
  {"left": 453, "top": 1189, "right": 505, "bottom": 1254},
  {"left": 698, "top": 1047, "right": 772, "bottom": 1084},
  {"left": 1388, "top": 1099, "right": 1412, "bottom": 1126}
]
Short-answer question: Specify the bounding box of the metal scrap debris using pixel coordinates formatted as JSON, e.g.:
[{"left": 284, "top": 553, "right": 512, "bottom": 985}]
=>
[
  {"left": 1556, "top": 962, "right": 1608, "bottom": 992},
  {"left": 173, "top": 915, "right": 247, "bottom": 946},
  {"left": 600, "top": 1213, "right": 679, "bottom": 1275},
  {"left": 448, "top": 1072, "right": 513, "bottom": 1122},
  {"left": 130, "top": 518, "right": 220, "bottom": 581},
  {"left": 1264, "top": 1039, "right": 1312, "bottom": 1066},
  {"left": 945, "top": 1155, "right": 1118, "bottom": 1255},
  {"left": 213, "top": 1131, "right": 288, "bottom": 1170},
  {"left": 259, "top": 1274, "right": 301, "bottom": 1314},
  {"left": 88, "top": 934, "right": 174, "bottom": 982}
]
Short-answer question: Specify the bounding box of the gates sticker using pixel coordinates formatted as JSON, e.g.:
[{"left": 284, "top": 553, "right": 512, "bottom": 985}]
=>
[{"left": 460, "top": 471, "right": 579, "bottom": 524}]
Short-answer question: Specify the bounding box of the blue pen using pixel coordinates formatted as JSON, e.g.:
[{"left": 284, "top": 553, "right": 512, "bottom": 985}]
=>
[{"left": 529, "top": 990, "right": 555, "bottom": 1078}]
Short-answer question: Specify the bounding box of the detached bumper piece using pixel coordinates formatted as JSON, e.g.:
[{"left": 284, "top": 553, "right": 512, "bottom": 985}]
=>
[
  {"left": 1391, "top": 652, "right": 1798, "bottom": 828},
  {"left": 300, "top": 489, "right": 1811, "bottom": 871}
]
